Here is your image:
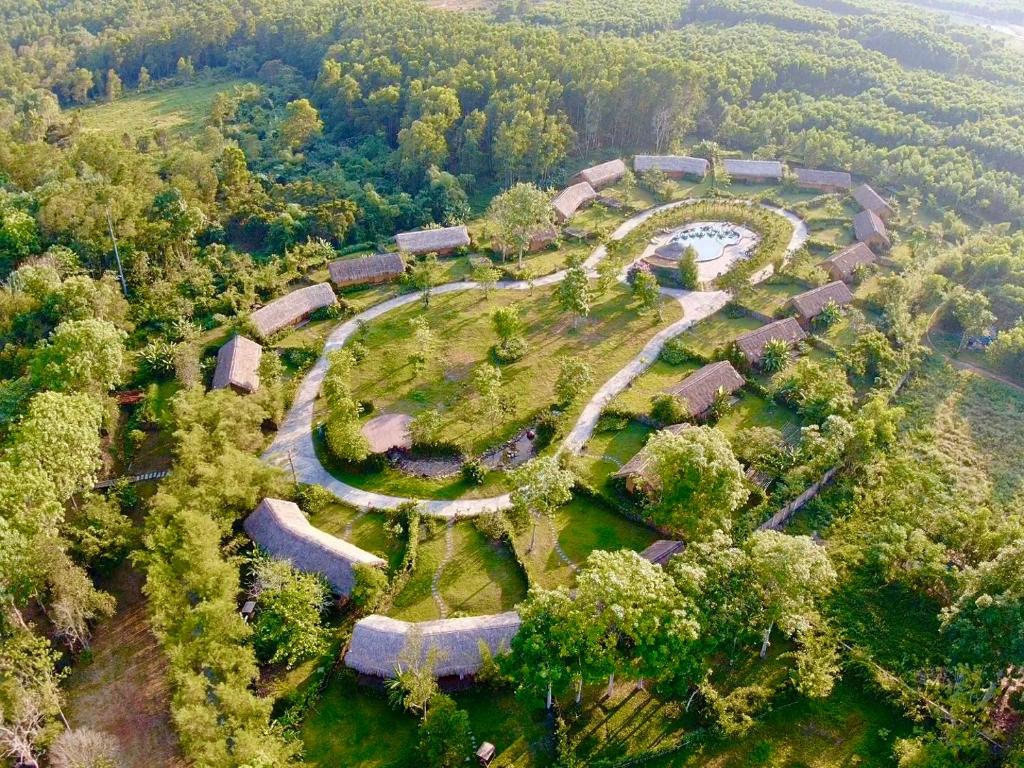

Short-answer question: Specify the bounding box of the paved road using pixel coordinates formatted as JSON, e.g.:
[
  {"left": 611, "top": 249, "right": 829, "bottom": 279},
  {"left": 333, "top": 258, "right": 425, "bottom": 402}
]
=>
[{"left": 263, "top": 200, "right": 809, "bottom": 517}]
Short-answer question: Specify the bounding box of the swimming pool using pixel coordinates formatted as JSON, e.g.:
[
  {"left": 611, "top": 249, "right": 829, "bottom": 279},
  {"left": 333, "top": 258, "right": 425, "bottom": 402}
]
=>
[{"left": 668, "top": 223, "right": 744, "bottom": 262}]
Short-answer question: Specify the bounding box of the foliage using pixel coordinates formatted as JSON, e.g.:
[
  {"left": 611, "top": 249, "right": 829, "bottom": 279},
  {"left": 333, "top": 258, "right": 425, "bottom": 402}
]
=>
[
  {"left": 678, "top": 245, "right": 699, "bottom": 290},
  {"left": 350, "top": 562, "right": 389, "bottom": 614},
  {"left": 460, "top": 458, "right": 486, "bottom": 486},
  {"left": 416, "top": 694, "right": 472, "bottom": 768},
  {"left": 650, "top": 393, "right": 688, "bottom": 425},
  {"left": 488, "top": 183, "right": 554, "bottom": 267},
  {"left": 759, "top": 338, "right": 790, "bottom": 373},
  {"left": 554, "top": 356, "right": 593, "bottom": 406},
  {"left": 555, "top": 262, "right": 593, "bottom": 328}
]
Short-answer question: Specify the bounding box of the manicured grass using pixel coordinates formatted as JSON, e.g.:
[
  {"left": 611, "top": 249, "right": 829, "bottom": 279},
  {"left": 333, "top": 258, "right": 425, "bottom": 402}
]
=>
[
  {"left": 308, "top": 503, "right": 406, "bottom": 571},
  {"left": 672, "top": 311, "right": 763, "bottom": 357},
  {"left": 609, "top": 359, "right": 700, "bottom": 414},
  {"left": 75, "top": 76, "right": 249, "bottom": 138},
  {"left": 340, "top": 282, "right": 682, "bottom": 457},
  {"left": 301, "top": 671, "right": 418, "bottom": 768},
  {"left": 579, "top": 419, "right": 653, "bottom": 490},
  {"left": 513, "top": 496, "right": 658, "bottom": 589},
  {"left": 457, "top": 686, "right": 554, "bottom": 767},
  {"left": 389, "top": 527, "right": 447, "bottom": 621},
  {"left": 715, "top": 389, "right": 800, "bottom": 438},
  {"left": 740, "top": 276, "right": 808, "bottom": 316},
  {"left": 439, "top": 524, "right": 528, "bottom": 616}
]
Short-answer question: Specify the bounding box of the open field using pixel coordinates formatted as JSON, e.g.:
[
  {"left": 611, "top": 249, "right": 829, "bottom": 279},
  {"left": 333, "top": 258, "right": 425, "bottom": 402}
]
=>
[{"left": 75, "top": 76, "right": 249, "bottom": 138}]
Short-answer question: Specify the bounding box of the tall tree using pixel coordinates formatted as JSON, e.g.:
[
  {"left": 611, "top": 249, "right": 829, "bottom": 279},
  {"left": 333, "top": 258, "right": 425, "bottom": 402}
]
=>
[
  {"left": 555, "top": 261, "right": 593, "bottom": 329},
  {"left": 280, "top": 99, "right": 324, "bottom": 150},
  {"left": 488, "top": 183, "right": 554, "bottom": 268},
  {"left": 509, "top": 456, "right": 574, "bottom": 552}
]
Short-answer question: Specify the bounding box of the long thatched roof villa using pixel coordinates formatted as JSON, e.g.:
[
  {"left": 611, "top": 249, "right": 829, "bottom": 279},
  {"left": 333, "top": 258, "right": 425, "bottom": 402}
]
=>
[
  {"left": 734, "top": 318, "right": 807, "bottom": 365},
  {"left": 795, "top": 168, "right": 852, "bottom": 192},
  {"left": 634, "top": 155, "right": 709, "bottom": 178},
  {"left": 854, "top": 209, "right": 891, "bottom": 251},
  {"left": 852, "top": 183, "right": 895, "bottom": 220},
  {"left": 244, "top": 498, "right": 385, "bottom": 595},
  {"left": 249, "top": 283, "right": 337, "bottom": 339},
  {"left": 663, "top": 361, "right": 745, "bottom": 420},
  {"left": 571, "top": 158, "right": 627, "bottom": 190},
  {"left": 345, "top": 612, "right": 522, "bottom": 679},
  {"left": 723, "top": 158, "right": 784, "bottom": 182},
  {"left": 328, "top": 252, "right": 405, "bottom": 288},
  {"left": 551, "top": 181, "right": 598, "bottom": 223},
  {"left": 394, "top": 225, "right": 471, "bottom": 256},
  {"left": 820, "top": 242, "right": 877, "bottom": 282},
  {"left": 211, "top": 335, "right": 262, "bottom": 394},
  {"left": 789, "top": 281, "right": 854, "bottom": 327}
]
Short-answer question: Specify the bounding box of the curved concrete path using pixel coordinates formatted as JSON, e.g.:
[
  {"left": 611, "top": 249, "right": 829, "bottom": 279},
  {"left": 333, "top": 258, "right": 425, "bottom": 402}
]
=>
[{"left": 263, "top": 199, "right": 809, "bottom": 517}]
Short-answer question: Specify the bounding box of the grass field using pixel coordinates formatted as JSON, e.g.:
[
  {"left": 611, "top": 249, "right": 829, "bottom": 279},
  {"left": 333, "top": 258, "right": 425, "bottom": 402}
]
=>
[
  {"left": 75, "top": 76, "right": 249, "bottom": 138},
  {"left": 307, "top": 502, "right": 407, "bottom": 570},
  {"left": 671, "top": 311, "right": 763, "bottom": 358},
  {"left": 580, "top": 419, "right": 653, "bottom": 490},
  {"left": 740, "top": 275, "right": 808, "bottom": 316}
]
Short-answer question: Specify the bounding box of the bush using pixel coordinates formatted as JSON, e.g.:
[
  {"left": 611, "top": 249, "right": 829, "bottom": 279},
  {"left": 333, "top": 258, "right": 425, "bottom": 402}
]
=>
[
  {"left": 350, "top": 563, "right": 389, "bottom": 613},
  {"left": 473, "top": 509, "right": 512, "bottom": 541},
  {"left": 279, "top": 344, "right": 319, "bottom": 371},
  {"left": 651, "top": 393, "right": 689, "bottom": 425},
  {"left": 461, "top": 458, "right": 486, "bottom": 485},
  {"left": 297, "top": 483, "right": 336, "bottom": 515},
  {"left": 533, "top": 408, "right": 561, "bottom": 449},
  {"left": 659, "top": 336, "right": 702, "bottom": 365},
  {"left": 493, "top": 335, "right": 527, "bottom": 363}
]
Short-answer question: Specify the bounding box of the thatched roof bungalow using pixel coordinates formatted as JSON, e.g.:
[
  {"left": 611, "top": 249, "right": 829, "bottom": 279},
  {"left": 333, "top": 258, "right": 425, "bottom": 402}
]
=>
[
  {"left": 854, "top": 209, "right": 891, "bottom": 251},
  {"left": 663, "top": 361, "right": 745, "bottom": 420},
  {"left": 395, "top": 225, "right": 471, "bottom": 256},
  {"left": 345, "top": 612, "right": 522, "bottom": 679},
  {"left": 244, "top": 498, "right": 385, "bottom": 596},
  {"left": 634, "top": 155, "right": 709, "bottom": 179},
  {"left": 250, "top": 283, "right": 336, "bottom": 339},
  {"left": 211, "top": 335, "right": 262, "bottom": 394},
  {"left": 795, "top": 168, "right": 852, "bottom": 192},
  {"left": 789, "top": 281, "right": 854, "bottom": 327},
  {"left": 819, "top": 242, "right": 877, "bottom": 282},
  {"left": 640, "top": 540, "right": 685, "bottom": 567},
  {"left": 852, "top": 184, "right": 894, "bottom": 220},
  {"left": 551, "top": 182, "right": 598, "bottom": 223},
  {"left": 723, "top": 159, "right": 784, "bottom": 182},
  {"left": 612, "top": 424, "right": 689, "bottom": 496},
  {"left": 572, "top": 159, "right": 627, "bottom": 190},
  {"left": 734, "top": 318, "right": 807, "bottom": 366},
  {"left": 528, "top": 225, "right": 558, "bottom": 252},
  {"left": 328, "top": 253, "right": 405, "bottom": 288}
]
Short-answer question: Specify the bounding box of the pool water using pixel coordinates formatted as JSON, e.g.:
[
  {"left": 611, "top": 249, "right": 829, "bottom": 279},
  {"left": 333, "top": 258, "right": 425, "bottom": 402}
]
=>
[{"left": 670, "top": 223, "right": 743, "bottom": 262}]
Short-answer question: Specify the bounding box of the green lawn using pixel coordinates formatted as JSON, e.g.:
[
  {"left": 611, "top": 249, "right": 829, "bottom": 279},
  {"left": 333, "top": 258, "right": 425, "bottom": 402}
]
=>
[
  {"left": 740, "top": 276, "right": 807, "bottom": 316},
  {"left": 308, "top": 503, "right": 406, "bottom": 571},
  {"left": 513, "top": 495, "right": 658, "bottom": 589},
  {"left": 715, "top": 389, "right": 799, "bottom": 438},
  {"left": 609, "top": 359, "right": 700, "bottom": 414},
  {"left": 75, "top": 76, "right": 249, "bottom": 138},
  {"left": 457, "top": 687, "right": 554, "bottom": 767},
  {"left": 389, "top": 526, "right": 447, "bottom": 621},
  {"left": 337, "top": 282, "right": 682, "bottom": 458},
  {"left": 672, "top": 311, "right": 763, "bottom": 358},
  {"left": 580, "top": 419, "right": 653, "bottom": 490}
]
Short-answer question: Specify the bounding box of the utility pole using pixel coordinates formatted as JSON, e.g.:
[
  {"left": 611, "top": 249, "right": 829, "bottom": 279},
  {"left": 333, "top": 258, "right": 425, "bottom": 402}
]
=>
[{"left": 106, "top": 208, "right": 129, "bottom": 297}]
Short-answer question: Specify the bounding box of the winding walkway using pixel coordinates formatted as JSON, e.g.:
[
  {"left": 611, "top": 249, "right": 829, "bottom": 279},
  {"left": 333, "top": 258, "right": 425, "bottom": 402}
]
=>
[{"left": 263, "top": 200, "right": 808, "bottom": 517}]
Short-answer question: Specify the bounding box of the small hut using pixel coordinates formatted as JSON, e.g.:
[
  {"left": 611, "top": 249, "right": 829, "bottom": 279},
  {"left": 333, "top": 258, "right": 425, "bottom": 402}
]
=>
[
  {"left": 250, "top": 283, "right": 337, "bottom": 339},
  {"left": 328, "top": 252, "right": 405, "bottom": 288},
  {"left": 551, "top": 182, "right": 598, "bottom": 223},
  {"left": 394, "top": 225, "right": 471, "bottom": 256},
  {"left": 527, "top": 226, "right": 558, "bottom": 253},
  {"left": 640, "top": 540, "right": 686, "bottom": 567},
  {"left": 734, "top": 318, "right": 807, "bottom": 366},
  {"left": 852, "top": 184, "right": 894, "bottom": 220},
  {"left": 344, "top": 612, "right": 522, "bottom": 680},
  {"left": 853, "top": 209, "right": 891, "bottom": 251},
  {"left": 476, "top": 742, "right": 497, "bottom": 767},
  {"left": 571, "top": 159, "right": 627, "bottom": 190},
  {"left": 723, "top": 159, "right": 784, "bottom": 182},
  {"left": 663, "top": 361, "right": 745, "bottom": 420},
  {"left": 634, "top": 155, "right": 709, "bottom": 179},
  {"left": 612, "top": 424, "right": 689, "bottom": 496},
  {"left": 211, "top": 335, "right": 263, "bottom": 394},
  {"left": 819, "top": 242, "right": 877, "bottom": 282},
  {"left": 794, "top": 168, "right": 852, "bottom": 192},
  {"left": 789, "top": 281, "right": 854, "bottom": 328},
  {"left": 244, "top": 498, "right": 385, "bottom": 596}
]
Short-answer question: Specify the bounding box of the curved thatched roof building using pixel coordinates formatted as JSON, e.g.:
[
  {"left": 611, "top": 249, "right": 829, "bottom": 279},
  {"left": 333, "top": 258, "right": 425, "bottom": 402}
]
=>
[
  {"left": 734, "top": 318, "right": 807, "bottom": 365},
  {"left": 244, "top": 498, "right": 385, "bottom": 595},
  {"left": 250, "top": 283, "right": 337, "bottom": 339},
  {"left": 790, "top": 281, "right": 854, "bottom": 325},
  {"left": 211, "top": 335, "right": 262, "bottom": 394},
  {"left": 345, "top": 612, "right": 521, "bottom": 679},
  {"left": 572, "top": 158, "right": 627, "bottom": 189},
  {"left": 394, "top": 225, "right": 470, "bottom": 255},
  {"left": 329, "top": 252, "right": 405, "bottom": 288},
  {"left": 820, "top": 242, "right": 876, "bottom": 282},
  {"left": 634, "top": 155, "right": 708, "bottom": 178},
  {"left": 551, "top": 182, "right": 597, "bottom": 223}
]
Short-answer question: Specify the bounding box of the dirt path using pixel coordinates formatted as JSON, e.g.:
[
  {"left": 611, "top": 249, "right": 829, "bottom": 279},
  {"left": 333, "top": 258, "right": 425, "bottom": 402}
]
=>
[{"left": 63, "top": 566, "right": 185, "bottom": 768}]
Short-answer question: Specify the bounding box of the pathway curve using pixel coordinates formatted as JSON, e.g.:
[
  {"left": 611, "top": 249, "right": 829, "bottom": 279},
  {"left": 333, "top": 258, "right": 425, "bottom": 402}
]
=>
[
  {"left": 263, "top": 199, "right": 809, "bottom": 517},
  {"left": 430, "top": 519, "right": 456, "bottom": 618},
  {"left": 545, "top": 515, "right": 577, "bottom": 571}
]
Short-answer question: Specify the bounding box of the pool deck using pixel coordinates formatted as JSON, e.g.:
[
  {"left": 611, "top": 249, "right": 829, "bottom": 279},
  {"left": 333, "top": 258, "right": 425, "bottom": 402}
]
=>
[{"left": 643, "top": 221, "right": 761, "bottom": 282}]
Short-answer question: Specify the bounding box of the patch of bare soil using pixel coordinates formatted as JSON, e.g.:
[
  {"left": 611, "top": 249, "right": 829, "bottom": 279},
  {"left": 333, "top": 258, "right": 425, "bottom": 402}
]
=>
[{"left": 63, "top": 565, "right": 185, "bottom": 768}]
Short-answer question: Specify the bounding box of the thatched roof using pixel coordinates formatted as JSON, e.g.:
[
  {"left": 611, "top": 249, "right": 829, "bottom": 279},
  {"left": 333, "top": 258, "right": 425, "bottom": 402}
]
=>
[
  {"left": 244, "top": 498, "right": 385, "bottom": 595},
  {"left": 328, "top": 252, "right": 405, "bottom": 287},
  {"left": 723, "top": 159, "right": 784, "bottom": 180},
  {"left": 552, "top": 182, "right": 597, "bottom": 222},
  {"left": 211, "top": 335, "right": 262, "bottom": 393},
  {"left": 612, "top": 424, "right": 689, "bottom": 480},
  {"left": 795, "top": 168, "right": 852, "bottom": 190},
  {"left": 574, "top": 159, "right": 627, "bottom": 189},
  {"left": 735, "top": 318, "right": 807, "bottom": 364},
  {"left": 634, "top": 155, "right": 709, "bottom": 177},
  {"left": 852, "top": 184, "right": 894, "bottom": 218},
  {"left": 529, "top": 226, "right": 558, "bottom": 251},
  {"left": 640, "top": 540, "right": 685, "bottom": 566},
  {"left": 344, "top": 612, "right": 522, "bottom": 678},
  {"left": 663, "top": 361, "right": 745, "bottom": 417},
  {"left": 250, "top": 283, "right": 337, "bottom": 338},
  {"left": 394, "top": 225, "right": 470, "bottom": 255},
  {"left": 854, "top": 209, "right": 890, "bottom": 247},
  {"left": 790, "top": 281, "right": 854, "bottom": 322},
  {"left": 820, "top": 242, "right": 876, "bottom": 280}
]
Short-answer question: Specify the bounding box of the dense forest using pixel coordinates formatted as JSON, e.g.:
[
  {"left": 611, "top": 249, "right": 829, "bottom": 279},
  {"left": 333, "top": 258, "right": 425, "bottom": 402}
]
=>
[{"left": 1, "top": 0, "right": 1023, "bottom": 766}]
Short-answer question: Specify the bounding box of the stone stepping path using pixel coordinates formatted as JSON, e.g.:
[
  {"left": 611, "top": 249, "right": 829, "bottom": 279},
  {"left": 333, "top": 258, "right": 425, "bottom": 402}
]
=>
[
  {"left": 430, "top": 519, "right": 456, "bottom": 619},
  {"left": 342, "top": 508, "right": 368, "bottom": 539},
  {"left": 544, "top": 515, "right": 577, "bottom": 571}
]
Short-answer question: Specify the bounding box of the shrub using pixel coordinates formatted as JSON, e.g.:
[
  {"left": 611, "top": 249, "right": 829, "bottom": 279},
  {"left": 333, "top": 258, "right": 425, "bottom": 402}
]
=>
[
  {"left": 473, "top": 509, "right": 512, "bottom": 541},
  {"left": 297, "top": 483, "right": 336, "bottom": 515},
  {"left": 493, "top": 335, "right": 527, "bottom": 363},
  {"left": 279, "top": 344, "right": 319, "bottom": 371},
  {"left": 659, "top": 336, "right": 700, "bottom": 365},
  {"left": 461, "top": 458, "right": 486, "bottom": 485},
  {"left": 350, "top": 563, "right": 389, "bottom": 614},
  {"left": 533, "top": 408, "right": 561, "bottom": 448},
  {"left": 651, "top": 393, "right": 689, "bottom": 425}
]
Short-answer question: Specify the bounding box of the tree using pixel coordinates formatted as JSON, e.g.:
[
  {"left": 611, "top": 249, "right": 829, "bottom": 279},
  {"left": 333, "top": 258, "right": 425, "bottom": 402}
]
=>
[
  {"left": 409, "top": 316, "right": 439, "bottom": 374},
  {"left": 555, "top": 357, "right": 593, "bottom": 406},
  {"left": 387, "top": 630, "right": 441, "bottom": 718},
  {"left": 280, "top": 99, "right": 323, "bottom": 150},
  {"left": 491, "top": 304, "right": 527, "bottom": 362},
  {"left": 503, "top": 587, "right": 579, "bottom": 709},
  {"left": 416, "top": 695, "right": 472, "bottom": 768},
  {"left": 472, "top": 363, "right": 504, "bottom": 434},
  {"left": 632, "top": 267, "right": 661, "bottom": 319},
  {"left": 69, "top": 68, "right": 94, "bottom": 103},
  {"left": 136, "top": 67, "right": 151, "bottom": 92},
  {"left": 472, "top": 262, "right": 501, "bottom": 297},
  {"left": 815, "top": 299, "right": 842, "bottom": 329},
  {"left": 555, "top": 262, "right": 592, "bottom": 329},
  {"left": 410, "top": 408, "right": 444, "bottom": 446},
  {"left": 744, "top": 530, "right": 837, "bottom": 657},
  {"left": 65, "top": 493, "right": 133, "bottom": 572},
  {"left": 175, "top": 56, "right": 194, "bottom": 81},
  {"left": 645, "top": 425, "right": 748, "bottom": 538},
  {"left": 509, "top": 456, "right": 574, "bottom": 552},
  {"left": 104, "top": 69, "right": 122, "bottom": 102},
  {"left": 773, "top": 358, "right": 855, "bottom": 421},
  {"left": 410, "top": 254, "right": 441, "bottom": 307},
  {"left": 986, "top": 322, "right": 1024, "bottom": 377},
  {"left": 678, "top": 245, "right": 699, "bottom": 290},
  {"left": 49, "top": 728, "right": 121, "bottom": 768},
  {"left": 322, "top": 350, "right": 370, "bottom": 462},
  {"left": 251, "top": 556, "right": 329, "bottom": 668},
  {"left": 759, "top": 338, "right": 790, "bottom": 373},
  {"left": 31, "top": 319, "right": 126, "bottom": 395},
  {"left": 791, "top": 626, "right": 841, "bottom": 698},
  {"left": 350, "top": 563, "right": 389, "bottom": 614},
  {"left": 488, "top": 183, "right": 554, "bottom": 268},
  {"left": 950, "top": 289, "right": 996, "bottom": 352}
]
